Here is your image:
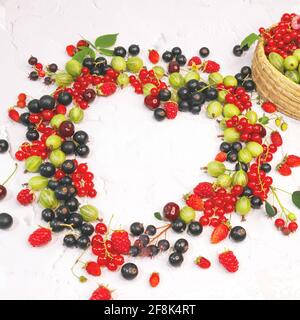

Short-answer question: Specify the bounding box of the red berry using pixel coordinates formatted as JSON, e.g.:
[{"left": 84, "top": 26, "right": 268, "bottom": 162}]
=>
[
  {"left": 196, "top": 256, "right": 211, "bottom": 269},
  {"left": 211, "top": 222, "right": 230, "bottom": 243},
  {"left": 89, "top": 286, "right": 112, "bottom": 300},
  {"left": 215, "top": 151, "right": 227, "bottom": 162},
  {"left": 144, "top": 95, "right": 160, "bottom": 110},
  {"left": 149, "top": 272, "right": 160, "bottom": 287},
  {"left": 262, "top": 101, "right": 277, "bottom": 113},
  {"left": 219, "top": 250, "right": 239, "bottom": 272},
  {"left": 111, "top": 231, "right": 131, "bottom": 255},
  {"left": 163, "top": 202, "right": 180, "bottom": 221},
  {"left": 66, "top": 45, "right": 76, "bottom": 57},
  {"left": 28, "top": 227, "right": 52, "bottom": 247},
  {"left": 77, "top": 40, "right": 89, "bottom": 48},
  {"left": 85, "top": 261, "right": 101, "bottom": 276},
  {"left": 95, "top": 223, "right": 107, "bottom": 235},
  {"left": 288, "top": 221, "right": 298, "bottom": 232},
  {"left": 203, "top": 60, "right": 220, "bottom": 73},
  {"left": 8, "top": 109, "right": 20, "bottom": 122},
  {"left": 286, "top": 155, "right": 300, "bottom": 168},
  {"left": 185, "top": 193, "right": 204, "bottom": 211},
  {"left": 277, "top": 162, "right": 292, "bottom": 176},
  {"left": 193, "top": 182, "right": 215, "bottom": 198},
  {"left": 275, "top": 218, "right": 285, "bottom": 229},
  {"left": 271, "top": 131, "right": 283, "bottom": 147},
  {"left": 199, "top": 216, "right": 209, "bottom": 226},
  {"left": 148, "top": 50, "right": 160, "bottom": 64}
]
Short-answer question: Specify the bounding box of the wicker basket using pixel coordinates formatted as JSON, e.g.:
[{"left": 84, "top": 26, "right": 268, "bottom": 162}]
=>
[{"left": 252, "top": 39, "right": 300, "bottom": 120}]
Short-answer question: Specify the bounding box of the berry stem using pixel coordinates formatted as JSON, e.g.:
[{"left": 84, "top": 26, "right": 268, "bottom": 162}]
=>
[
  {"left": 270, "top": 186, "right": 288, "bottom": 220},
  {"left": 1, "top": 163, "right": 18, "bottom": 186},
  {"left": 149, "top": 223, "right": 171, "bottom": 244}
]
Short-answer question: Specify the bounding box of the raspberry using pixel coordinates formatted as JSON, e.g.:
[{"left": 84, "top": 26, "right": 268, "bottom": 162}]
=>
[
  {"left": 17, "top": 189, "right": 34, "bottom": 205},
  {"left": 203, "top": 60, "right": 220, "bottom": 73},
  {"left": 98, "top": 82, "right": 117, "bottom": 96},
  {"left": 28, "top": 227, "right": 52, "bottom": 247},
  {"left": 89, "top": 285, "right": 112, "bottom": 300},
  {"left": 185, "top": 193, "right": 204, "bottom": 211},
  {"left": 218, "top": 250, "right": 239, "bottom": 273},
  {"left": 164, "top": 102, "right": 178, "bottom": 119},
  {"left": 188, "top": 56, "right": 202, "bottom": 68},
  {"left": 111, "top": 231, "right": 131, "bottom": 254},
  {"left": 85, "top": 261, "right": 101, "bottom": 276},
  {"left": 193, "top": 182, "right": 215, "bottom": 198}
]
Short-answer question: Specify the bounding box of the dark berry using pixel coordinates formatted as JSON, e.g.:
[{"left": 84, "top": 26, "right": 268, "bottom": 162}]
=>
[
  {"left": 162, "top": 51, "right": 173, "bottom": 62},
  {"left": 233, "top": 45, "right": 243, "bottom": 57},
  {"left": 73, "top": 131, "right": 89, "bottom": 145},
  {"left": 260, "top": 163, "right": 272, "bottom": 173},
  {"left": 57, "top": 92, "right": 72, "bottom": 106},
  {"left": 47, "top": 179, "right": 59, "bottom": 191},
  {"left": 174, "top": 238, "right": 189, "bottom": 253},
  {"left": 20, "top": 112, "right": 31, "bottom": 126},
  {"left": 190, "top": 91, "right": 205, "bottom": 106},
  {"left": 235, "top": 162, "right": 248, "bottom": 172},
  {"left": 145, "top": 225, "right": 156, "bottom": 236},
  {"left": 227, "top": 150, "right": 238, "bottom": 163},
  {"left": 41, "top": 208, "right": 55, "bottom": 222},
  {"left": 171, "top": 47, "right": 182, "bottom": 56},
  {"left": 242, "top": 186, "right": 253, "bottom": 197},
  {"left": 44, "top": 77, "right": 53, "bottom": 85},
  {"left": 157, "top": 239, "right": 170, "bottom": 251},
  {"left": 58, "top": 121, "right": 75, "bottom": 138},
  {"left": 55, "top": 205, "right": 70, "bottom": 222},
  {"left": 128, "top": 44, "right": 140, "bottom": 56},
  {"left": 65, "top": 197, "right": 80, "bottom": 212},
  {"left": 232, "top": 142, "right": 243, "bottom": 152},
  {"left": 29, "top": 71, "right": 39, "bottom": 81},
  {"left": 241, "top": 66, "right": 252, "bottom": 78},
  {"left": 177, "top": 87, "right": 190, "bottom": 100},
  {"left": 95, "top": 57, "right": 107, "bottom": 66},
  {"left": 148, "top": 245, "right": 159, "bottom": 257},
  {"left": 130, "top": 222, "right": 144, "bottom": 236},
  {"left": 47, "top": 63, "right": 58, "bottom": 73},
  {"left": 83, "top": 88, "right": 96, "bottom": 103},
  {"left": 39, "top": 162, "right": 55, "bottom": 178},
  {"left": 113, "top": 46, "right": 127, "bottom": 57},
  {"left": 28, "top": 56, "right": 38, "bottom": 65},
  {"left": 63, "top": 234, "right": 77, "bottom": 248},
  {"left": 55, "top": 185, "right": 77, "bottom": 201},
  {"left": 186, "top": 79, "right": 199, "bottom": 92},
  {"left": 168, "top": 61, "right": 180, "bottom": 73},
  {"left": 178, "top": 100, "right": 190, "bottom": 112},
  {"left": 61, "top": 160, "right": 76, "bottom": 174},
  {"left": 81, "top": 223, "right": 94, "bottom": 236},
  {"left": 28, "top": 99, "right": 41, "bottom": 113},
  {"left": 0, "top": 140, "right": 9, "bottom": 153},
  {"left": 76, "top": 144, "right": 90, "bottom": 157},
  {"left": 82, "top": 57, "right": 94, "bottom": 69},
  {"left": 139, "top": 234, "right": 150, "bottom": 246},
  {"left": 39, "top": 95, "right": 55, "bottom": 110},
  {"left": 61, "top": 141, "right": 76, "bottom": 155},
  {"left": 158, "top": 89, "right": 171, "bottom": 101},
  {"left": 189, "top": 105, "right": 202, "bottom": 114},
  {"left": 26, "top": 130, "right": 39, "bottom": 142},
  {"left": 77, "top": 235, "right": 90, "bottom": 249},
  {"left": 188, "top": 221, "right": 203, "bottom": 236},
  {"left": 199, "top": 47, "right": 210, "bottom": 58},
  {"left": 169, "top": 252, "right": 184, "bottom": 267},
  {"left": 0, "top": 213, "right": 13, "bottom": 230},
  {"left": 235, "top": 73, "right": 244, "bottom": 84},
  {"left": 171, "top": 218, "right": 186, "bottom": 233},
  {"left": 154, "top": 108, "right": 166, "bottom": 121},
  {"left": 130, "top": 246, "right": 140, "bottom": 257},
  {"left": 121, "top": 263, "right": 138, "bottom": 280},
  {"left": 205, "top": 88, "right": 218, "bottom": 101},
  {"left": 251, "top": 196, "right": 263, "bottom": 209},
  {"left": 243, "top": 80, "right": 255, "bottom": 92},
  {"left": 68, "top": 213, "right": 83, "bottom": 229},
  {"left": 230, "top": 226, "right": 247, "bottom": 242},
  {"left": 50, "top": 219, "right": 64, "bottom": 232},
  {"left": 220, "top": 142, "right": 231, "bottom": 153},
  {"left": 176, "top": 54, "right": 187, "bottom": 66}
]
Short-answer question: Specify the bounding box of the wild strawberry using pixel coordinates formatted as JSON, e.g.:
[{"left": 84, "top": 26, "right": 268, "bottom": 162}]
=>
[
  {"left": 219, "top": 250, "right": 239, "bottom": 273},
  {"left": 286, "top": 155, "right": 300, "bottom": 167},
  {"left": 185, "top": 193, "right": 204, "bottom": 211},
  {"left": 211, "top": 222, "right": 230, "bottom": 244},
  {"left": 111, "top": 230, "right": 131, "bottom": 254},
  {"left": 77, "top": 40, "right": 89, "bottom": 48},
  {"left": 85, "top": 261, "right": 101, "bottom": 276},
  {"left": 28, "top": 227, "right": 52, "bottom": 247},
  {"left": 149, "top": 272, "right": 160, "bottom": 288},
  {"left": 270, "top": 131, "right": 283, "bottom": 147},
  {"left": 262, "top": 101, "right": 277, "bottom": 113},
  {"left": 89, "top": 285, "right": 112, "bottom": 300},
  {"left": 98, "top": 82, "right": 117, "bottom": 96},
  {"left": 193, "top": 182, "right": 215, "bottom": 198},
  {"left": 276, "top": 162, "right": 292, "bottom": 176},
  {"left": 195, "top": 256, "right": 211, "bottom": 269},
  {"left": 215, "top": 152, "right": 227, "bottom": 162},
  {"left": 164, "top": 102, "right": 178, "bottom": 119},
  {"left": 203, "top": 60, "right": 220, "bottom": 73},
  {"left": 8, "top": 108, "right": 20, "bottom": 122},
  {"left": 188, "top": 56, "right": 202, "bottom": 69},
  {"left": 66, "top": 45, "right": 76, "bottom": 57},
  {"left": 148, "top": 50, "right": 160, "bottom": 64}
]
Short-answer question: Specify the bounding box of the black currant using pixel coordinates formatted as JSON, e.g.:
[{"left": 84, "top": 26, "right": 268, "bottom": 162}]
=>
[
  {"left": 233, "top": 45, "right": 243, "bottom": 57},
  {"left": 57, "top": 92, "right": 72, "bottom": 106},
  {"left": 0, "top": 140, "right": 9, "bottom": 153},
  {"left": 50, "top": 219, "right": 65, "bottom": 232},
  {"left": 47, "top": 63, "right": 58, "bottom": 73},
  {"left": 121, "top": 263, "right": 139, "bottom": 280},
  {"left": 205, "top": 88, "right": 218, "bottom": 101},
  {"left": 176, "top": 54, "right": 187, "bottom": 66},
  {"left": 61, "top": 160, "right": 76, "bottom": 174},
  {"left": 20, "top": 112, "right": 31, "bottom": 126},
  {"left": 162, "top": 51, "right": 173, "bottom": 62},
  {"left": 130, "top": 222, "right": 144, "bottom": 236},
  {"left": 26, "top": 130, "right": 39, "bottom": 142},
  {"left": 158, "top": 89, "right": 171, "bottom": 101},
  {"left": 39, "top": 162, "right": 55, "bottom": 178},
  {"left": 81, "top": 223, "right": 94, "bottom": 236},
  {"left": 47, "top": 179, "right": 59, "bottom": 191},
  {"left": 235, "top": 73, "right": 244, "bottom": 84},
  {"left": 0, "top": 213, "right": 13, "bottom": 229},
  {"left": 243, "top": 80, "right": 255, "bottom": 92},
  {"left": 188, "top": 221, "right": 203, "bottom": 236},
  {"left": 199, "top": 47, "right": 210, "bottom": 58},
  {"left": 174, "top": 238, "right": 189, "bottom": 253},
  {"left": 41, "top": 208, "right": 55, "bottom": 222},
  {"left": 139, "top": 234, "right": 150, "bottom": 246},
  {"left": 128, "top": 44, "right": 140, "bottom": 56},
  {"left": 113, "top": 46, "right": 127, "bottom": 57},
  {"left": 148, "top": 245, "right": 159, "bottom": 257},
  {"left": 220, "top": 142, "right": 232, "bottom": 153},
  {"left": 28, "top": 99, "right": 41, "bottom": 113},
  {"left": 235, "top": 162, "right": 248, "bottom": 172},
  {"left": 186, "top": 79, "right": 199, "bottom": 92},
  {"left": 178, "top": 100, "right": 190, "bottom": 112},
  {"left": 76, "top": 144, "right": 90, "bottom": 157},
  {"left": 241, "top": 66, "right": 252, "bottom": 77},
  {"left": 242, "top": 186, "right": 253, "bottom": 197},
  {"left": 55, "top": 185, "right": 76, "bottom": 201},
  {"left": 260, "top": 163, "right": 272, "bottom": 173},
  {"left": 29, "top": 71, "right": 39, "bottom": 80},
  {"left": 73, "top": 131, "right": 89, "bottom": 145},
  {"left": 171, "top": 218, "right": 186, "bottom": 233},
  {"left": 157, "top": 239, "right": 170, "bottom": 252},
  {"left": 154, "top": 108, "right": 166, "bottom": 121},
  {"left": 177, "top": 87, "right": 190, "bottom": 100},
  {"left": 190, "top": 105, "right": 202, "bottom": 114},
  {"left": 227, "top": 150, "right": 238, "bottom": 163},
  {"left": 190, "top": 91, "right": 205, "bottom": 106},
  {"left": 61, "top": 141, "right": 76, "bottom": 155},
  {"left": 130, "top": 246, "right": 140, "bottom": 257},
  {"left": 232, "top": 142, "right": 243, "bottom": 152},
  {"left": 63, "top": 234, "right": 77, "bottom": 248},
  {"left": 230, "top": 226, "right": 247, "bottom": 242},
  {"left": 77, "top": 235, "right": 90, "bottom": 249},
  {"left": 169, "top": 252, "right": 184, "bottom": 267},
  {"left": 55, "top": 205, "right": 70, "bottom": 222},
  {"left": 82, "top": 57, "right": 95, "bottom": 69},
  {"left": 64, "top": 197, "right": 80, "bottom": 212},
  {"left": 39, "top": 95, "right": 55, "bottom": 110},
  {"left": 68, "top": 213, "right": 83, "bottom": 229},
  {"left": 145, "top": 225, "right": 156, "bottom": 236},
  {"left": 95, "top": 56, "right": 107, "bottom": 66},
  {"left": 251, "top": 196, "right": 263, "bottom": 209},
  {"left": 28, "top": 56, "right": 38, "bottom": 65},
  {"left": 171, "top": 47, "right": 182, "bottom": 56}
]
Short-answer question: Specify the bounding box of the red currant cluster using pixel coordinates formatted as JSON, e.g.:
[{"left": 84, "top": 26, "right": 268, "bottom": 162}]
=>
[
  {"left": 15, "top": 141, "right": 48, "bottom": 161},
  {"left": 71, "top": 163, "right": 97, "bottom": 198},
  {"left": 90, "top": 223, "right": 128, "bottom": 272},
  {"left": 226, "top": 116, "right": 266, "bottom": 144},
  {"left": 17, "top": 188, "right": 34, "bottom": 205},
  {"left": 275, "top": 218, "right": 298, "bottom": 235},
  {"left": 219, "top": 86, "right": 252, "bottom": 112},
  {"left": 260, "top": 13, "right": 300, "bottom": 57}
]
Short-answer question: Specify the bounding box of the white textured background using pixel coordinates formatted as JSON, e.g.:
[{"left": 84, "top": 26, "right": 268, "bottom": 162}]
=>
[{"left": 1, "top": 0, "right": 300, "bottom": 300}]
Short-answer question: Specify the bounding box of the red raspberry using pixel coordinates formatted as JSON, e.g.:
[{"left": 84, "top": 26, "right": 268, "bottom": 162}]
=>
[
  {"left": 164, "top": 102, "right": 178, "bottom": 119},
  {"left": 28, "top": 227, "right": 52, "bottom": 247},
  {"left": 188, "top": 56, "right": 202, "bottom": 68},
  {"left": 218, "top": 250, "right": 239, "bottom": 273},
  {"left": 85, "top": 261, "right": 101, "bottom": 276},
  {"left": 203, "top": 60, "right": 220, "bottom": 73},
  {"left": 89, "top": 285, "right": 112, "bottom": 300},
  {"left": 270, "top": 131, "right": 283, "bottom": 147},
  {"left": 262, "top": 101, "right": 277, "bottom": 113},
  {"left": 98, "top": 82, "right": 117, "bottom": 96},
  {"left": 193, "top": 182, "right": 215, "bottom": 198},
  {"left": 76, "top": 40, "right": 89, "bottom": 48},
  {"left": 185, "top": 193, "right": 204, "bottom": 211},
  {"left": 17, "top": 189, "right": 34, "bottom": 205},
  {"left": 148, "top": 49, "right": 160, "bottom": 64},
  {"left": 111, "top": 231, "right": 131, "bottom": 254}
]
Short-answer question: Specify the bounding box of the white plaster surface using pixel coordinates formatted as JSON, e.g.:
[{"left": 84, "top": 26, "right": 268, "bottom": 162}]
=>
[{"left": 1, "top": 0, "right": 300, "bottom": 300}]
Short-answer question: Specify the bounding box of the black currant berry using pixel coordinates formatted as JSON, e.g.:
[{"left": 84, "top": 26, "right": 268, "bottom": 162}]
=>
[
  {"left": 76, "top": 144, "right": 90, "bottom": 157},
  {"left": 47, "top": 63, "right": 58, "bottom": 73},
  {"left": 235, "top": 162, "right": 248, "bottom": 172},
  {"left": 242, "top": 186, "right": 253, "bottom": 197},
  {"left": 199, "top": 47, "right": 210, "bottom": 58},
  {"left": 39, "top": 162, "right": 55, "bottom": 178},
  {"left": 158, "top": 89, "right": 171, "bottom": 101},
  {"left": 121, "top": 263, "right": 138, "bottom": 280},
  {"left": 113, "top": 46, "right": 127, "bottom": 57},
  {"left": 260, "top": 163, "right": 272, "bottom": 173},
  {"left": 61, "top": 160, "right": 76, "bottom": 174},
  {"left": 139, "top": 234, "right": 150, "bottom": 246},
  {"left": 39, "top": 95, "right": 55, "bottom": 110},
  {"left": 26, "top": 130, "right": 39, "bottom": 142},
  {"left": 190, "top": 91, "right": 205, "bottom": 106},
  {"left": 55, "top": 205, "right": 70, "bottom": 222},
  {"left": 162, "top": 51, "right": 173, "bottom": 62},
  {"left": 58, "top": 176, "right": 73, "bottom": 186},
  {"left": 50, "top": 219, "right": 65, "bottom": 232},
  {"left": 0, "top": 213, "right": 13, "bottom": 230},
  {"left": 174, "top": 238, "right": 189, "bottom": 253},
  {"left": 77, "top": 235, "right": 90, "bottom": 249},
  {"left": 169, "top": 252, "right": 184, "bottom": 267},
  {"left": 128, "top": 44, "right": 140, "bottom": 56},
  {"left": 186, "top": 79, "right": 199, "bottom": 92},
  {"left": 220, "top": 142, "right": 232, "bottom": 153},
  {"left": 243, "top": 80, "right": 255, "bottom": 92},
  {"left": 205, "top": 88, "right": 218, "bottom": 101},
  {"left": 232, "top": 142, "right": 243, "bottom": 152},
  {"left": 41, "top": 208, "right": 55, "bottom": 222},
  {"left": 233, "top": 45, "right": 243, "bottom": 57},
  {"left": 47, "top": 179, "right": 59, "bottom": 191},
  {"left": 63, "top": 234, "right": 77, "bottom": 248},
  {"left": 178, "top": 100, "right": 190, "bottom": 112},
  {"left": 154, "top": 108, "right": 166, "bottom": 121},
  {"left": 130, "top": 222, "right": 144, "bottom": 236},
  {"left": 95, "top": 57, "right": 107, "bottom": 66},
  {"left": 241, "top": 66, "right": 252, "bottom": 77},
  {"left": 177, "top": 87, "right": 190, "bottom": 100},
  {"left": 171, "top": 218, "right": 186, "bottom": 233},
  {"left": 157, "top": 239, "right": 170, "bottom": 251},
  {"left": 20, "top": 112, "right": 31, "bottom": 126},
  {"left": 73, "top": 131, "right": 89, "bottom": 145},
  {"left": 65, "top": 197, "right": 80, "bottom": 212},
  {"left": 28, "top": 99, "right": 41, "bottom": 113},
  {"left": 230, "top": 226, "right": 247, "bottom": 242},
  {"left": 29, "top": 71, "right": 39, "bottom": 81},
  {"left": 148, "top": 245, "right": 159, "bottom": 257},
  {"left": 83, "top": 57, "right": 95, "bottom": 69},
  {"left": 81, "top": 223, "right": 94, "bottom": 236},
  {"left": 61, "top": 141, "right": 76, "bottom": 155},
  {"left": 0, "top": 140, "right": 9, "bottom": 153},
  {"left": 55, "top": 185, "right": 76, "bottom": 201},
  {"left": 251, "top": 196, "right": 263, "bottom": 209},
  {"left": 68, "top": 213, "right": 83, "bottom": 229},
  {"left": 130, "top": 246, "right": 140, "bottom": 257},
  {"left": 190, "top": 105, "right": 202, "bottom": 114},
  {"left": 235, "top": 73, "right": 244, "bottom": 84},
  {"left": 145, "top": 225, "right": 156, "bottom": 236},
  {"left": 171, "top": 47, "right": 182, "bottom": 56},
  {"left": 28, "top": 56, "right": 38, "bottom": 65},
  {"left": 227, "top": 150, "right": 238, "bottom": 163},
  {"left": 176, "top": 54, "right": 187, "bottom": 66},
  {"left": 44, "top": 77, "right": 53, "bottom": 85},
  {"left": 188, "top": 221, "right": 203, "bottom": 236},
  {"left": 57, "top": 92, "right": 72, "bottom": 106}
]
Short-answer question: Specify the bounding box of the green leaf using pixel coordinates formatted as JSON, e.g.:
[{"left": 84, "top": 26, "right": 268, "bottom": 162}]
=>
[
  {"left": 72, "top": 47, "right": 95, "bottom": 63},
  {"left": 265, "top": 201, "right": 277, "bottom": 217},
  {"left": 95, "top": 33, "right": 118, "bottom": 48},
  {"left": 292, "top": 191, "right": 300, "bottom": 209},
  {"left": 259, "top": 116, "right": 269, "bottom": 125},
  {"left": 98, "top": 48, "right": 114, "bottom": 56},
  {"left": 154, "top": 212, "right": 163, "bottom": 221},
  {"left": 241, "top": 33, "right": 260, "bottom": 49}
]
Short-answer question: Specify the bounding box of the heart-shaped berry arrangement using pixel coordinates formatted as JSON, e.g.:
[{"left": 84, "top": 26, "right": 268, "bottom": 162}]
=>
[{"left": 2, "top": 12, "right": 300, "bottom": 300}]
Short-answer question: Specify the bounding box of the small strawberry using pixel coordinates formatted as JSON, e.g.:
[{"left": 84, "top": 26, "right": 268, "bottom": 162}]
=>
[
  {"left": 195, "top": 256, "right": 211, "bottom": 269},
  {"left": 185, "top": 193, "right": 204, "bottom": 211},
  {"left": 148, "top": 50, "right": 160, "bottom": 64},
  {"left": 277, "top": 162, "right": 292, "bottom": 176},
  {"left": 76, "top": 40, "right": 89, "bottom": 48},
  {"left": 203, "top": 60, "right": 220, "bottom": 73},
  {"left": 193, "top": 182, "right": 215, "bottom": 198},
  {"left": 164, "top": 102, "right": 178, "bottom": 119},
  {"left": 89, "top": 285, "right": 112, "bottom": 300},
  {"left": 270, "top": 131, "right": 283, "bottom": 147},
  {"left": 28, "top": 227, "right": 52, "bottom": 247},
  {"left": 261, "top": 101, "right": 277, "bottom": 113},
  {"left": 286, "top": 155, "right": 300, "bottom": 167},
  {"left": 66, "top": 45, "right": 77, "bottom": 57},
  {"left": 215, "top": 151, "right": 227, "bottom": 162},
  {"left": 211, "top": 222, "right": 230, "bottom": 244},
  {"left": 8, "top": 108, "right": 20, "bottom": 122},
  {"left": 149, "top": 272, "right": 160, "bottom": 288},
  {"left": 85, "top": 261, "right": 101, "bottom": 276}
]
